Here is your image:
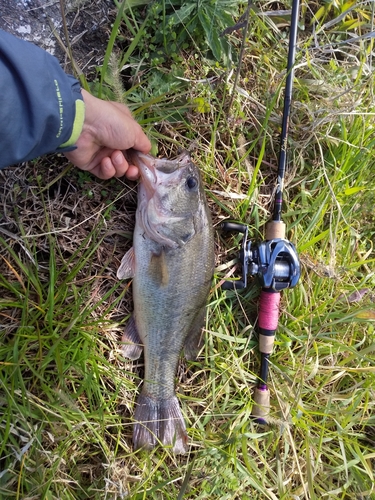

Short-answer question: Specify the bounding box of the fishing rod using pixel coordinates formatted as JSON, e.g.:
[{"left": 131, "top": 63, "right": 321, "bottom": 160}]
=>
[{"left": 222, "top": 0, "right": 301, "bottom": 423}]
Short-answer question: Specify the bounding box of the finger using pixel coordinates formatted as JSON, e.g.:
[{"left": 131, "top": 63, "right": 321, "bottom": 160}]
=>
[
  {"left": 78, "top": 146, "right": 114, "bottom": 172},
  {"left": 133, "top": 126, "right": 152, "bottom": 153},
  {"left": 111, "top": 151, "right": 129, "bottom": 177},
  {"left": 95, "top": 157, "right": 116, "bottom": 180},
  {"left": 94, "top": 157, "right": 138, "bottom": 180},
  {"left": 125, "top": 164, "right": 140, "bottom": 180}
]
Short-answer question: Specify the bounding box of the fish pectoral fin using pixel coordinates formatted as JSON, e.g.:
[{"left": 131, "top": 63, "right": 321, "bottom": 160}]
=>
[
  {"left": 121, "top": 314, "right": 143, "bottom": 360},
  {"left": 183, "top": 307, "right": 206, "bottom": 360},
  {"left": 117, "top": 247, "right": 135, "bottom": 280},
  {"left": 149, "top": 249, "right": 169, "bottom": 287}
]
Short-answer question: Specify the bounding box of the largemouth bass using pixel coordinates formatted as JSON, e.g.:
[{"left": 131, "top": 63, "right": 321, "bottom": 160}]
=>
[{"left": 117, "top": 152, "right": 214, "bottom": 454}]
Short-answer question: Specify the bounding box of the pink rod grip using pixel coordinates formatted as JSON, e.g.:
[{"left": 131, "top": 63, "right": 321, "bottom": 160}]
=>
[{"left": 258, "top": 291, "right": 280, "bottom": 331}]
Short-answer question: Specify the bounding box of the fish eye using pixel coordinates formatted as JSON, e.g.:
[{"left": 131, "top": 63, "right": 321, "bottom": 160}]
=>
[{"left": 186, "top": 176, "right": 198, "bottom": 190}]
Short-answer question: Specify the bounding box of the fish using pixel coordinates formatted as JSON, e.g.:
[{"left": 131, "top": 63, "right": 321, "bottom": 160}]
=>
[{"left": 117, "top": 151, "right": 214, "bottom": 454}]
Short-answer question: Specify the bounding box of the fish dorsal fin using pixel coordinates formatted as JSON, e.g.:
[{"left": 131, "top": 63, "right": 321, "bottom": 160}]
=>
[{"left": 117, "top": 247, "right": 135, "bottom": 279}]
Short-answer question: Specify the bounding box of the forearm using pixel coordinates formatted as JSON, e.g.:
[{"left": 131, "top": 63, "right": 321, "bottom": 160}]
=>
[{"left": 0, "top": 29, "right": 84, "bottom": 168}]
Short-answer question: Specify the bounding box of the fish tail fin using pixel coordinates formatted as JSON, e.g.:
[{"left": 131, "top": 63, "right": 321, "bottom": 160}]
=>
[{"left": 133, "top": 394, "right": 188, "bottom": 454}]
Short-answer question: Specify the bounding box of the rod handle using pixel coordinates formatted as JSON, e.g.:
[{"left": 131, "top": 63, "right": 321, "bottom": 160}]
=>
[
  {"left": 252, "top": 290, "right": 281, "bottom": 424},
  {"left": 258, "top": 290, "right": 281, "bottom": 337},
  {"left": 265, "top": 220, "right": 286, "bottom": 240},
  {"left": 252, "top": 387, "right": 270, "bottom": 424}
]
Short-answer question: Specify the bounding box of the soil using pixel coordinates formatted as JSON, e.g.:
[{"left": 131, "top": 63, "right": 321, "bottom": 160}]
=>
[{"left": 0, "top": 0, "right": 115, "bottom": 72}]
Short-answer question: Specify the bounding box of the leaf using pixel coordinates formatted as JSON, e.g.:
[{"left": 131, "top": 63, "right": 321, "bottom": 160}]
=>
[
  {"left": 355, "top": 310, "right": 375, "bottom": 320},
  {"left": 341, "top": 19, "right": 366, "bottom": 30},
  {"left": 340, "top": 0, "right": 356, "bottom": 15},
  {"left": 213, "top": 7, "right": 235, "bottom": 30},
  {"left": 167, "top": 3, "right": 196, "bottom": 26},
  {"left": 344, "top": 186, "right": 366, "bottom": 196},
  {"left": 313, "top": 5, "right": 329, "bottom": 23},
  {"left": 198, "top": 8, "right": 222, "bottom": 61},
  {"left": 193, "top": 97, "right": 211, "bottom": 113}
]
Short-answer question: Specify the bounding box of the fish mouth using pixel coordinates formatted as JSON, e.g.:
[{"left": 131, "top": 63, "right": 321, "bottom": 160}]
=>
[
  {"left": 129, "top": 151, "right": 191, "bottom": 193},
  {"left": 128, "top": 151, "right": 157, "bottom": 188}
]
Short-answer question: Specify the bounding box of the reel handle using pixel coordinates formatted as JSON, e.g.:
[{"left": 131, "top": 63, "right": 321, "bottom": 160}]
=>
[{"left": 221, "top": 222, "right": 249, "bottom": 290}]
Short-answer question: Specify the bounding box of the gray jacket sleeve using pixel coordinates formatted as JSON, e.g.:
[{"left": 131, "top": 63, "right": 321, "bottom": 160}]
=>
[{"left": 0, "top": 29, "right": 84, "bottom": 169}]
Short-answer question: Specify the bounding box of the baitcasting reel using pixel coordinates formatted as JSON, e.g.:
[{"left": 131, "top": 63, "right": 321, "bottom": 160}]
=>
[{"left": 221, "top": 221, "right": 301, "bottom": 292}]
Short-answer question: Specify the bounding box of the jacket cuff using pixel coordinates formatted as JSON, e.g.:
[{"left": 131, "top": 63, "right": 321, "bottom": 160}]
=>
[{"left": 58, "top": 98, "right": 85, "bottom": 149}]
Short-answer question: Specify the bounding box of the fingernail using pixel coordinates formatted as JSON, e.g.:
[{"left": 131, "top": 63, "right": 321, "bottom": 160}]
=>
[{"left": 113, "top": 152, "right": 124, "bottom": 166}]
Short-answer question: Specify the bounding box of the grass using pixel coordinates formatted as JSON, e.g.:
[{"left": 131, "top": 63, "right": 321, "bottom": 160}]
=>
[{"left": 1, "top": 0, "right": 375, "bottom": 498}]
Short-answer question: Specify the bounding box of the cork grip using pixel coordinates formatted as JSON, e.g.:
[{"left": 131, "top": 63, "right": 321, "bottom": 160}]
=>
[
  {"left": 259, "top": 334, "right": 275, "bottom": 354},
  {"left": 266, "top": 221, "right": 286, "bottom": 240},
  {"left": 252, "top": 388, "right": 270, "bottom": 418}
]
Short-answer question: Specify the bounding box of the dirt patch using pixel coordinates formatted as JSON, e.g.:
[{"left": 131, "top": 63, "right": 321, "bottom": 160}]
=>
[{"left": 0, "top": 0, "right": 115, "bottom": 73}]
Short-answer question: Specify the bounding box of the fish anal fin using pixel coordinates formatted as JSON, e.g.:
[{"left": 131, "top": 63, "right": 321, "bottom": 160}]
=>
[
  {"left": 117, "top": 247, "right": 135, "bottom": 280},
  {"left": 122, "top": 315, "right": 143, "bottom": 360},
  {"left": 183, "top": 307, "right": 206, "bottom": 361},
  {"left": 133, "top": 394, "right": 188, "bottom": 454}
]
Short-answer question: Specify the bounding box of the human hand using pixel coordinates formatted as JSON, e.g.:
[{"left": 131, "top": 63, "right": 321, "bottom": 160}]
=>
[{"left": 64, "top": 89, "right": 151, "bottom": 180}]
